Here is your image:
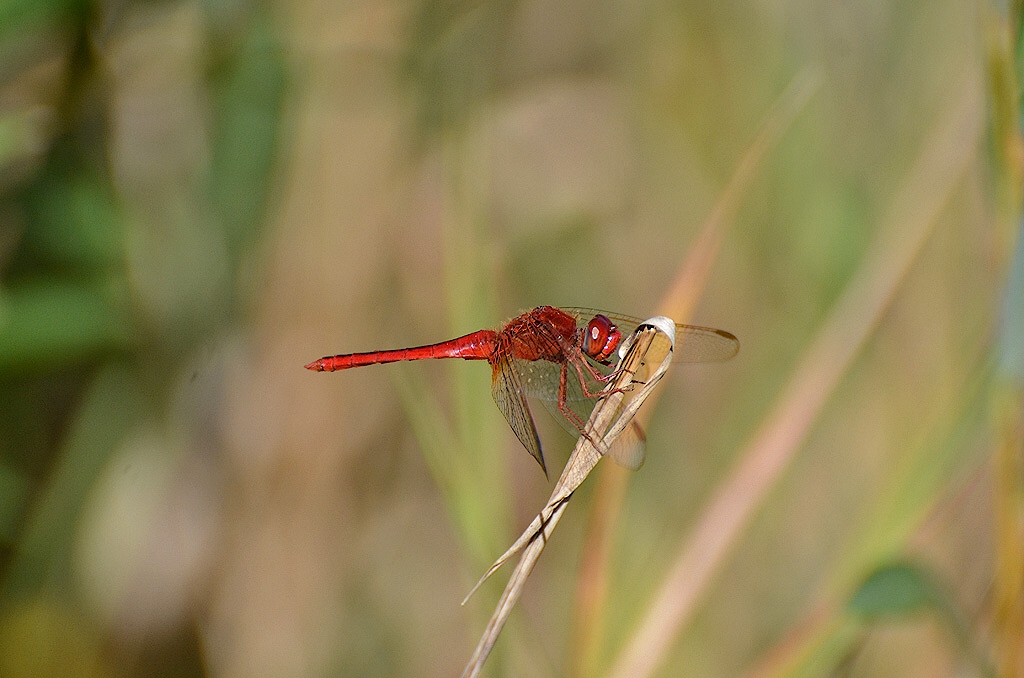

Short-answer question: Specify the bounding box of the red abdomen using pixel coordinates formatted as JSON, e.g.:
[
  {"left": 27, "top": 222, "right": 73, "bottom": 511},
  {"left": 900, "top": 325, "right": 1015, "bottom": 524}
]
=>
[{"left": 305, "top": 330, "right": 498, "bottom": 372}]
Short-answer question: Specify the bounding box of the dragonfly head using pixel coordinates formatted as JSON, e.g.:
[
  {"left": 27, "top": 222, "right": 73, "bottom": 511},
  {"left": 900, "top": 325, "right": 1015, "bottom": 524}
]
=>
[{"left": 583, "top": 315, "right": 621, "bottom": 364}]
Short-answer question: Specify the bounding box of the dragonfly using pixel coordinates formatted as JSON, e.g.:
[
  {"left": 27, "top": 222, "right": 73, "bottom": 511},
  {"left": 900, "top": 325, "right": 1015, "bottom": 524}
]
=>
[{"left": 305, "top": 306, "right": 738, "bottom": 476}]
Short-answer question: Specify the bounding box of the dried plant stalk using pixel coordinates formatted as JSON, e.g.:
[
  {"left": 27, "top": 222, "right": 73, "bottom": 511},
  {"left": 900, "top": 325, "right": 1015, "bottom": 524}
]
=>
[{"left": 460, "top": 318, "right": 677, "bottom": 678}]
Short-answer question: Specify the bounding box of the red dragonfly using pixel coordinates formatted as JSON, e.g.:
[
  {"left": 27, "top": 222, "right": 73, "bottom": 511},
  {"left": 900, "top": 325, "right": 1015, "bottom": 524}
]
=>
[{"left": 305, "top": 306, "right": 738, "bottom": 476}]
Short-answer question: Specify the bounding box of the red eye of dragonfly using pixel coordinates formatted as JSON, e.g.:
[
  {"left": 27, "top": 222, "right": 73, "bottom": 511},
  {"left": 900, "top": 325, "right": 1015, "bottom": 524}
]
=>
[{"left": 583, "top": 315, "right": 621, "bottom": 364}]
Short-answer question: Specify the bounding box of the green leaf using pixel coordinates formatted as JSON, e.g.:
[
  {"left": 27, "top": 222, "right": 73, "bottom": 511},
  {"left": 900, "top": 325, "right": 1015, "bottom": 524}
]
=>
[
  {"left": 847, "top": 562, "right": 940, "bottom": 618},
  {"left": 0, "top": 281, "right": 131, "bottom": 372}
]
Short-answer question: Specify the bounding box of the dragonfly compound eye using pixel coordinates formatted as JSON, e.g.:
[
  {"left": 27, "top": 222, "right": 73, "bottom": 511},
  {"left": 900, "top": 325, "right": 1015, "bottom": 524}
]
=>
[{"left": 585, "top": 315, "right": 621, "bottom": 363}]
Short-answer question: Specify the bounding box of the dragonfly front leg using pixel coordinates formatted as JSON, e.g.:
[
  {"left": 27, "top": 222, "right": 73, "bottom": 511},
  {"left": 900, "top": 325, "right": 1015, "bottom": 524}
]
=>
[
  {"left": 558, "top": 362, "right": 620, "bottom": 458},
  {"left": 581, "top": 358, "right": 614, "bottom": 384},
  {"left": 570, "top": 357, "right": 634, "bottom": 399},
  {"left": 558, "top": 330, "right": 619, "bottom": 388}
]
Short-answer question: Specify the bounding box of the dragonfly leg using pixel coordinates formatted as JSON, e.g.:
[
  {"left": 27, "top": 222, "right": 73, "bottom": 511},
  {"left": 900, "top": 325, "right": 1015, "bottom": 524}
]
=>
[
  {"left": 558, "top": 362, "right": 618, "bottom": 456},
  {"left": 581, "top": 357, "right": 616, "bottom": 383},
  {"left": 571, "top": 357, "right": 634, "bottom": 399},
  {"left": 559, "top": 331, "right": 621, "bottom": 387},
  {"left": 557, "top": 362, "right": 588, "bottom": 431}
]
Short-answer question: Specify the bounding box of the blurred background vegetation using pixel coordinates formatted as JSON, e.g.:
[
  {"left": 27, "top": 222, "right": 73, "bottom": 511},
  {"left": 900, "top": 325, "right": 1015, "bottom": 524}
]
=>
[{"left": 0, "top": 0, "right": 1022, "bottom": 676}]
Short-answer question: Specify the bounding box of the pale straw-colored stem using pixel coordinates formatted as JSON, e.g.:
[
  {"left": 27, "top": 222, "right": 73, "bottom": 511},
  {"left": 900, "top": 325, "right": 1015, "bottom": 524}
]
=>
[{"left": 461, "top": 320, "right": 677, "bottom": 678}]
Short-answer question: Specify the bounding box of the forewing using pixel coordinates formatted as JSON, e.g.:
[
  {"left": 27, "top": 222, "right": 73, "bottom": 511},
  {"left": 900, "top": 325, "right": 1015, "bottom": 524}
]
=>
[
  {"left": 673, "top": 324, "right": 739, "bottom": 363},
  {"left": 560, "top": 307, "right": 739, "bottom": 363},
  {"left": 491, "top": 356, "right": 547, "bottom": 476}
]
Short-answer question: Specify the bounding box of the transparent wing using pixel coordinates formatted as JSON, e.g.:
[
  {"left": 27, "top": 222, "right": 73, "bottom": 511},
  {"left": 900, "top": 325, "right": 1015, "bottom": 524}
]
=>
[
  {"left": 560, "top": 307, "right": 739, "bottom": 363},
  {"left": 609, "top": 421, "right": 647, "bottom": 470},
  {"left": 514, "top": 356, "right": 606, "bottom": 402},
  {"left": 491, "top": 355, "right": 547, "bottom": 477},
  {"left": 513, "top": 357, "right": 647, "bottom": 470}
]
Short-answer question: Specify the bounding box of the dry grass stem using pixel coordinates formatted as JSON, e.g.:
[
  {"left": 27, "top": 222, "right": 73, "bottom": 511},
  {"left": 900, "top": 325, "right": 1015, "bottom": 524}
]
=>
[{"left": 460, "top": 319, "right": 677, "bottom": 678}]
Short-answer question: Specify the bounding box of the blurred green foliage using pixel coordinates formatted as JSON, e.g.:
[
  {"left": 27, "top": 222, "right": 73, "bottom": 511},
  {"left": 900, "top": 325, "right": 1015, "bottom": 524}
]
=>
[
  {"left": 1, "top": 0, "right": 285, "bottom": 673},
  {"left": 849, "top": 563, "right": 949, "bottom": 619}
]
